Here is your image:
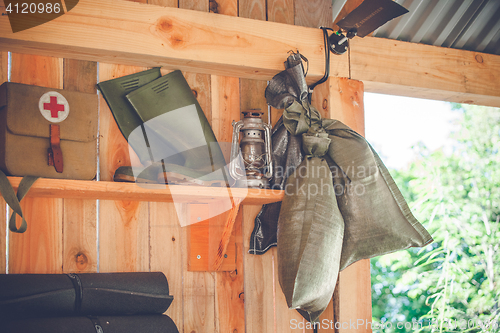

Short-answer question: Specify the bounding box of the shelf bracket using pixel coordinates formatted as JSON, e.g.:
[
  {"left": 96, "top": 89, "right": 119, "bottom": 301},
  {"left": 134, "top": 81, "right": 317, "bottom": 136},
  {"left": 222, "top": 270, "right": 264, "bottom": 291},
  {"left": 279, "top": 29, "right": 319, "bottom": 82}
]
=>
[{"left": 187, "top": 199, "right": 242, "bottom": 272}]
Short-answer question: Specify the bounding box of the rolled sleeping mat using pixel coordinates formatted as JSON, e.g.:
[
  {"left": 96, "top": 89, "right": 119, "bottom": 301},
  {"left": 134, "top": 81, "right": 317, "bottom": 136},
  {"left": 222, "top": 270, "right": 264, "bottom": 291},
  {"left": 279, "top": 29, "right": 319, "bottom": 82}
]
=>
[
  {"left": 4, "top": 314, "right": 180, "bottom": 333},
  {"left": 0, "top": 272, "right": 173, "bottom": 320}
]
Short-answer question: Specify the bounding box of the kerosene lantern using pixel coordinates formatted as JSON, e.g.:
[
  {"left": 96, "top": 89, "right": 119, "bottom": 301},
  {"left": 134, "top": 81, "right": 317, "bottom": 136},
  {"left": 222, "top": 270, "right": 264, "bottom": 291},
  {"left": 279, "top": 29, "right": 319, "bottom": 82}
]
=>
[{"left": 230, "top": 110, "right": 273, "bottom": 188}]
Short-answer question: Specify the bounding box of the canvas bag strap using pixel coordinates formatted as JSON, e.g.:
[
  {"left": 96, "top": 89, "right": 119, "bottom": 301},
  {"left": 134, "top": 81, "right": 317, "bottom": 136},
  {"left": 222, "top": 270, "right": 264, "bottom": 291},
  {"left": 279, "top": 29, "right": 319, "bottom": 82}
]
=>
[{"left": 0, "top": 170, "right": 39, "bottom": 233}]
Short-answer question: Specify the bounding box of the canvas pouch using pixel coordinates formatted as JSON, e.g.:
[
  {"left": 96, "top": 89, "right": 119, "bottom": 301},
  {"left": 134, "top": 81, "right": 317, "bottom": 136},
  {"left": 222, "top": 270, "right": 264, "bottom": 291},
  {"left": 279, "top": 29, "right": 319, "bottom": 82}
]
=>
[
  {"left": 0, "top": 82, "right": 98, "bottom": 232},
  {"left": 0, "top": 82, "right": 98, "bottom": 179}
]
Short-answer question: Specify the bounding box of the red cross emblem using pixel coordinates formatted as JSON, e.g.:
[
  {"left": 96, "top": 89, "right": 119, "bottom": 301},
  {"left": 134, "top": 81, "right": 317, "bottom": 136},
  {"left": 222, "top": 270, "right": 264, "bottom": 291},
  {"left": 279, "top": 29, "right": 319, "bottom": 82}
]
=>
[
  {"left": 39, "top": 91, "right": 70, "bottom": 123},
  {"left": 44, "top": 96, "right": 65, "bottom": 118}
]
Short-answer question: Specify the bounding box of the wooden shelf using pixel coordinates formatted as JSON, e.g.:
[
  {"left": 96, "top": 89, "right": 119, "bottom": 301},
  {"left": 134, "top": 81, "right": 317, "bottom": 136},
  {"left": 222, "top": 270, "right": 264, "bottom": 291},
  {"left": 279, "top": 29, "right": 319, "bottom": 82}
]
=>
[
  {"left": 6, "top": 176, "right": 284, "bottom": 205},
  {"left": 6, "top": 176, "right": 282, "bottom": 273}
]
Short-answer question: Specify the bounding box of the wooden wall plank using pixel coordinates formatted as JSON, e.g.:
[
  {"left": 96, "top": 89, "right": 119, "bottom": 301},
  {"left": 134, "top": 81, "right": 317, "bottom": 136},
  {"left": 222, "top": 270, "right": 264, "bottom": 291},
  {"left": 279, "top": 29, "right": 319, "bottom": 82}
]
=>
[
  {"left": 216, "top": 0, "right": 238, "bottom": 16},
  {"left": 327, "top": 77, "right": 364, "bottom": 135},
  {"left": 209, "top": 3, "right": 245, "bottom": 329},
  {"left": 182, "top": 267, "right": 216, "bottom": 333},
  {"left": 267, "top": 1, "right": 299, "bottom": 331},
  {"left": 327, "top": 77, "right": 372, "bottom": 333},
  {"left": 9, "top": 54, "right": 63, "bottom": 87},
  {"left": 97, "top": 0, "right": 147, "bottom": 277},
  {"left": 98, "top": 63, "right": 150, "bottom": 273},
  {"left": 63, "top": 59, "right": 98, "bottom": 94},
  {"left": 150, "top": 201, "right": 184, "bottom": 330},
  {"left": 62, "top": 59, "right": 98, "bottom": 274},
  {"left": 175, "top": 1, "right": 218, "bottom": 332},
  {"left": 268, "top": 0, "right": 295, "bottom": 126},
  {"left": 0, "top": 51, "right": 6, "bottom": 274},
  {"left": 0, "top": 51, "right": 7, "bottom": 81},
  {"left": 239, "top": 5, "right": 273, "bottom": 331},
  {"left": 62, "top": 199, "right": 97, "bottom": 273},
  {"left": 274, "top": 241, "right": 309, "bottom": 333},
  {"left": 149, "top": 0, "right": 177, "bottom": 6},
  {"left": 182, "top": 71, "right": 212, "bottom": 124},
  {"left": 146, "top": 3, "right": 184, "bottom": 331},
  {"left": 268, "top": 0, "right": 294, "bottom": 25},
  {"left": 8, "top": 54, "right": 63, "bottom": 274},
  {"left": 210, "top": 75, "right": 241, "bottom": 150},
  {"left": 9, "top": 197, "right": 63, "bottom": 273},
  {"left": 183, "top": 209, "right": 216, "bottom": 332},
  {"left": 178, "top": 0, "right": 208, "bottom": 12},
  {"left": 238, "top": 2, "right": 278, "bottom": 332},
  {"left": 239, "top": 0, "right": 266, "bottom": 21},
  {"left": 243, "top": 205, "right": 275, "bottom": 333},
  {"left": 294, "top": 0, "right": 332, "bottom": 28},
  {"left": 240, "top": 79, "right": 269, "bottom": 122},
  {"left": 215, "top": 210, "right": 245, "bottom": 333}
]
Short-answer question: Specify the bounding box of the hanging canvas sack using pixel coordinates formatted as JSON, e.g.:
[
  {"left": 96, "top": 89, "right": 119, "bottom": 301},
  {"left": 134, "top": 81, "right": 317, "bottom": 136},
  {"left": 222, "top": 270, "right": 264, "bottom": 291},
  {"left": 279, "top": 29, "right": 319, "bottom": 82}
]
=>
[{"left": 0, "top": 82, "right": 98, "bottom": 232}]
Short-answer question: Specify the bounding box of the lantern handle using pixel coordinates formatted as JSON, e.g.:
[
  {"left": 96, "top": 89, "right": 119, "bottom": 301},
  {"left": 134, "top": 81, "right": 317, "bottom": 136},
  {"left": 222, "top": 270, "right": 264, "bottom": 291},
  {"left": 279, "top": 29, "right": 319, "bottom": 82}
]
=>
[
  {"left": 229, "top": 120, "right": 246, "bottom": 180},
  {"left": 263, "top": 123, "right": 273, "bottom": 180}
]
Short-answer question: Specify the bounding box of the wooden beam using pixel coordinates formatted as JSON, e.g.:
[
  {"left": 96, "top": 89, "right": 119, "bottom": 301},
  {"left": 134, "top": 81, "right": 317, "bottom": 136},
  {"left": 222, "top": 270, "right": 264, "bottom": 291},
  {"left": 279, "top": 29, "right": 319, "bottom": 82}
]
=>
[
  {"left": 2, "top": 1, "right": 498, "bottom": 106},
  {"left": 350, "top": 37, "right": 500, "bottom": 107},
  {"left": 0, "top": 0, "right": 334, "bottom": 83}
]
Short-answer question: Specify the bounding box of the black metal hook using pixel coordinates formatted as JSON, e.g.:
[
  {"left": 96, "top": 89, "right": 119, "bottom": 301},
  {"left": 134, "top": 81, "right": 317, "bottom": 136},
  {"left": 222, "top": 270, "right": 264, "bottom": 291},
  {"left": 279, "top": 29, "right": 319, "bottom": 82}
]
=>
[{"left": 308, "top": 27, "right": 333, "bottom": 104}]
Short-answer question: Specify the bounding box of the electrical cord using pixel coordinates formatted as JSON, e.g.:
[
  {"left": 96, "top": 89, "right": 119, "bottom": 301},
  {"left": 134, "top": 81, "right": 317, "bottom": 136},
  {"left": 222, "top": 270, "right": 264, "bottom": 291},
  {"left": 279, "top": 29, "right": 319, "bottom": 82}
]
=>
[{"left": 307, "top": 27, "right": 333, "bottom": 104}]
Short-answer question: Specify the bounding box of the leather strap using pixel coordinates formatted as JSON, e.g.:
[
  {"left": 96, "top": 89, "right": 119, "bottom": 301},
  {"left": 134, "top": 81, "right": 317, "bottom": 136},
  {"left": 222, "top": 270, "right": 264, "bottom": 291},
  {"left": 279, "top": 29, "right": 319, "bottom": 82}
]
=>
[
  {"left": 0, "top": 170, "right": 39, "bottom": 233},
  {"left": 87, "top": 316, "right": 104, "bottom": 333},
  {"left": 67, "top": 273, "right": 83, "bottom": 314},
  {"left": 48, "top": 124, "right": 64, "bottom": 173}
]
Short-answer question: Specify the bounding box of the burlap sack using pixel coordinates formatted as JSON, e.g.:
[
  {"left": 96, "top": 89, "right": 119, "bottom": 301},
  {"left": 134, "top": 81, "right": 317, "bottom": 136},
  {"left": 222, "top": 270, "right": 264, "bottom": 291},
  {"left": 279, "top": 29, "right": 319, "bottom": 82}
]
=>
[{"left": 277, "top": 101, "right": 432, "bottom": 322}]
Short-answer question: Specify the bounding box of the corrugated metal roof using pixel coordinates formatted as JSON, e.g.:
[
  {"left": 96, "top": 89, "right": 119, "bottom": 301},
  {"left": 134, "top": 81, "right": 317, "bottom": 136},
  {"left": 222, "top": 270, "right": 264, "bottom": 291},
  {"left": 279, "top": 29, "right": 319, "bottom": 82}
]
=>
[{"left": 332, "top": 0, "right": 500, "bottom": 56}]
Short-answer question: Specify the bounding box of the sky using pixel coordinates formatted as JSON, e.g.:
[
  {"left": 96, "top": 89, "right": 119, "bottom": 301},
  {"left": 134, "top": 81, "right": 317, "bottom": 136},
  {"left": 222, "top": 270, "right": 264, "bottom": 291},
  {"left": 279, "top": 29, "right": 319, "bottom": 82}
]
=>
[{"left": 364, "top": 92, "right": 460, "bottom": 170}]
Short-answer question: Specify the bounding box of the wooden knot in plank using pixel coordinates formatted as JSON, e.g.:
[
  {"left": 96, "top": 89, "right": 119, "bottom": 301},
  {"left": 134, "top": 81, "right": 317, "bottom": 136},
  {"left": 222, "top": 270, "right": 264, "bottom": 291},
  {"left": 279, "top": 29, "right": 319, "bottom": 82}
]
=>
[{"left": 75, "top": 252, "right": 88, "bottom": 271}]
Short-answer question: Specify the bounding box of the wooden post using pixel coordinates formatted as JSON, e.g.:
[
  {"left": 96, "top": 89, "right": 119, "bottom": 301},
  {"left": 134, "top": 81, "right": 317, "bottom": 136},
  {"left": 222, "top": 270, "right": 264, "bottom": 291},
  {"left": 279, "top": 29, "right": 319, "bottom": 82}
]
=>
[{"left": 327, "top": 77, "right": 372, "bottom": 333}]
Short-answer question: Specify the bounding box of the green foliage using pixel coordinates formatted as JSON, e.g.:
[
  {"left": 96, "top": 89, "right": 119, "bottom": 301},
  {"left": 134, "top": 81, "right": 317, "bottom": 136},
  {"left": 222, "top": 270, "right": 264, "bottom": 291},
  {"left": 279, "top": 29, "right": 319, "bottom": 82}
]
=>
[{"left": 371, "top": 104, "right": 500, "bottom": 332}]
